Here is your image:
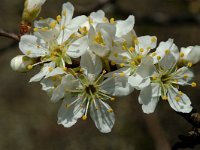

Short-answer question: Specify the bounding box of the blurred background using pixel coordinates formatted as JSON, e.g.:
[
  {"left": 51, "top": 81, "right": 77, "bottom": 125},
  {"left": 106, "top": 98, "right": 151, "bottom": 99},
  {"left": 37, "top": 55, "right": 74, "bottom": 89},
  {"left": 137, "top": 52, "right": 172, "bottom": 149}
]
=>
[{"left": 0, "top": 0, "right": 200, "bottom": 150}]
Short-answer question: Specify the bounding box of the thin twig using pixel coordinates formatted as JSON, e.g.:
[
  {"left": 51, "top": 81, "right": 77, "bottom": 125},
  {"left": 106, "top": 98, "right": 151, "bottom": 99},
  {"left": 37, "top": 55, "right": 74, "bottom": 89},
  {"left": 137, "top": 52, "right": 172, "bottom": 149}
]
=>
[{"left": 0, "top": 28, "right": 20, "bottom": 41}]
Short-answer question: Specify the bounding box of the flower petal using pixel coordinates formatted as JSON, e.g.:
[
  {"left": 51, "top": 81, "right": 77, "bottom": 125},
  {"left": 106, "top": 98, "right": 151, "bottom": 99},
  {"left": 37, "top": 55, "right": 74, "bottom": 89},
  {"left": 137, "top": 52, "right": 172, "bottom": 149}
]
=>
[
  {"left": 101, "top": 76, "right": 134, "bottom": 96},
  {"left": 90, "top": 99, "right": 115, "bottom": 133},
  {"left": 116, "top": 15, "right": 135, "bottom": 37},
  {"left": 67, "top": 36, "right": 88, "bottom": 58},
  {"left": 80, "top": 50, "right": 102, "bottom": 77},
  {"left": 167, "top": 86, "right": 192, "bottom": 113},
  {"left": 19, "top": 35, "right": 48, "bottom": 57},
  {"left": 57, "top": 96, "right": 85, "bottom": 128}
]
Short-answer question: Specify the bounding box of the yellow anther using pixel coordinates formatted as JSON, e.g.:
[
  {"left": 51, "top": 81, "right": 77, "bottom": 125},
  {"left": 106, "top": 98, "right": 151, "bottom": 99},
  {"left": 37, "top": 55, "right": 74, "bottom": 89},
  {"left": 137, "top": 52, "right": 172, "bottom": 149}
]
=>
[
  {"left": 111, "top": 61, "right": 116, "bottom": 66},
  {"left": 63, "top": 67, "right": 67, "bottom": 71},
  {"left": 33, "top": 28, "right": 38, "bottom": 32},
  {"left": 26, "top": 50, "right": 31, "bottom": 55},
  {"left": 120, "top": 63, "right": 125, "bottom": 67},
  {"left": 103, "top": 70, "right": 107, "bottom": 74},
  {"left": 27, "top": 65, "right": 33, "bottom": 70},
  {"left": 178, "top": 91, "right": 183, "bottom": 96},
  {"left": 37, "top": 45, "right": 40, "bottom": 48},
  {"left": 113, "top": 52, "right": 118, "bottom": 58},
  {"left": 162, "top": 96, "right": 168, "bottom": 100},
  {"left": 152, "top": 75, "right": 157, "bottom": 80},
  {"left": 50, "top": 21, "right": 57, "bottom": 28},
  {"left": 61, "top": 25, "right": 65, "bottom": 30},
  {"left": 110, "top": 18, "right": 115, "bottom": 24},
  {"left": 165, "top": 49, "right": 170, "bottom": 55},
  {"left": 129, "top": 47, "right": 135, "bottom": 52},
  {"left": 131, "top": 61, "right": 136, "bottom": 65},
  {"left": 191, "top": 82, "right": 197, "bottom": 87},
  {"left": 174, "top": 79, "right": 178, "bottom": 84},
  {"left": 175, "top": 96, "right": 180, "bottom": 102},
  {"left": 183, "top": 74, "right": 188, "bottom": 79},
  {"left": 119, "top": 72, "right": 125, "bottom": 77},
  {"left": 66, "top": 104, "right": 70, "bottom": 108},
  {"left": 48, "top": 67, "right": 53, "bottom": 72},
  {"left": 157, "top": 55, "right": 161, "bottom": 60},
  {"left": 140, "top": 48, "right": 144, "bottom": 53},
  {"left": 187, "top": 62, "right": 193, "bottom": 67},
  {"left": 110, "top": 97, "right": 115, "bottom": 101},
  {"left": 134, "top": 38, "right": 139, "bottom": 45},
  {"left": 79, "top": 27, "right": 88, "bottom": 35},
  {"left": 151, "top": 36, "right": 157, "bottom": 43},
  {"left": 82, "top": 115, "right": 87, "bottom": 121},
  {"left": 56, "top": 15, "right": 61, "bottom": 22},
  {"left": 180, "top": 52, "right": 184, "bottom": 57},
  {"left": 107, "top": 109, "right": 113, "bottom": 113},
  {"left": 102, "top": 17, "right": 108, "bottom": 23},
  {"left": 41, "top": 27, "right": 48, "bottom": 31},
  {"left": 152, "top": 52, "right": 157, "bottom": 57}
]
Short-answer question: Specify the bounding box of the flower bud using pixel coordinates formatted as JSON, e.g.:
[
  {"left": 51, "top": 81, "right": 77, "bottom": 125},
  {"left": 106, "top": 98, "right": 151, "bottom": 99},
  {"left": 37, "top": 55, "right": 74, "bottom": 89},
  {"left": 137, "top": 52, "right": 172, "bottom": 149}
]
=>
[
  {"left": 22, "top": 0, "right": 46, "bottom": 22},
  {"left": 10, "top": 55, "right": 35, "bottom": 72}
]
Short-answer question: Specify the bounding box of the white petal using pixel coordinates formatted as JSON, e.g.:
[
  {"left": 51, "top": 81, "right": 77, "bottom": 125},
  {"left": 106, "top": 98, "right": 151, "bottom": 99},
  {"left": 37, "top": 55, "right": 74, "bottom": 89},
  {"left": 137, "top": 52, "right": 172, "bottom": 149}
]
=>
[
  {"left": 68, "top": 15, "right": 88, "bottom": 30},
  {"left": 19, "top": 35, "right": 48, "bottom": 57},
  {"left": 128, "top": 74, "right": 150, "bottom": 90},
  {"left": 29, "top": 66, "right": 49, "bottom": 82},
  {"left": 60, "top": 2, "right": 74, "bottom": 27},
  {"left": 51, "top": 74, "right": 79, "bottom": 102},
  {"left": 153, "top": 39, "right": 179, "bottom": 64},
  {"left": 27, "top": 0, "right": 46, "bottom": 11},
  {"left": 67, "top": 36, "right": 88, "bottom": 58},
  {"left": 90, "top": 100, "right": 115, "bottom": 133},
  {"left": 135, "top": 35, "right": 157, "bottom": 56},
  {"left": 181, "top": 46, "right": 200, "bottom": 65},
  {"left": 45, "top": 67, "right": 65, "bottom": 78},
  {"left": 116, "top": 15, "right": 135, "bottom": 37},
  {"left": 159, "top": 53, "right": 177, "bottom": 71},
  {"left": 167, "top": 86, "right": 192, "bottom": 113},
  {"left": 101, "top": 76, "right": 134, "bottom": 96},
  {"left": 80, "top": 50, "right": 102, "bottom": 77},
  {"left": 57, "top": 96, "right": 85, "bottom": 128},
  {"left": 34, "top": 18, "right": 60, "bottom": 41},
  {"left": 141, "top": 96, "right": 160, "bottom": 114},
  {"left": 136, "top": 56, "right": 155, "bottom": 78},
  {"left": 90, "top": 10, "right": 105, "bottom": 23},
  {"left": 174, "top": 67, "right": 194, "bottom": 85}
]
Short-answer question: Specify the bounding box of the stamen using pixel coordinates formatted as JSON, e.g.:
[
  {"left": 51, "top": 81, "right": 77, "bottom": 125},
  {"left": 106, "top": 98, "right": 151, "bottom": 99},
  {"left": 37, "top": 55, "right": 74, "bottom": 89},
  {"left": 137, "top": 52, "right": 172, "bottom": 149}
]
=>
[{"left": 191, "top": 82, "right": 197, "bottom": 87}]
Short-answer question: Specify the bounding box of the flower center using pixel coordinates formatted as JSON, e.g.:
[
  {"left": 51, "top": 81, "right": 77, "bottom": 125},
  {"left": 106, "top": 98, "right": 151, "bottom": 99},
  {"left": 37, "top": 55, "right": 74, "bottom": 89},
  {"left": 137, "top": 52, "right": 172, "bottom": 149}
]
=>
[{"left": 85, "top": 84, "right": 97, "bottom": 94}]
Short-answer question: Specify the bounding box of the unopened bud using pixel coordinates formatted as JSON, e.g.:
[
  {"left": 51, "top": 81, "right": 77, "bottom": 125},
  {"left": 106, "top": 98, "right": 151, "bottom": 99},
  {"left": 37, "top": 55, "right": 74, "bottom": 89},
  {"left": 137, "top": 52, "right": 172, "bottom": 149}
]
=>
[
  {"left": 10, "top": 55, "right": 35, "bottom": 72},
  {"left": 22, "top": 0, "right": 46, "bottom": 22}
]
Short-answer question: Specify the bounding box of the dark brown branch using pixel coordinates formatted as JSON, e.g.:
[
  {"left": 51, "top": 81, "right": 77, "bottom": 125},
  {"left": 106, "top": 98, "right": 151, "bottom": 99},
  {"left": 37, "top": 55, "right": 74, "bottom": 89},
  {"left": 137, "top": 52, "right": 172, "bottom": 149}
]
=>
[
  {"left": 172, "top": 108, "right": 200, "bottom": 149},
  {"left": 0, "top": 28, "right": 20, "bottom": 41}
]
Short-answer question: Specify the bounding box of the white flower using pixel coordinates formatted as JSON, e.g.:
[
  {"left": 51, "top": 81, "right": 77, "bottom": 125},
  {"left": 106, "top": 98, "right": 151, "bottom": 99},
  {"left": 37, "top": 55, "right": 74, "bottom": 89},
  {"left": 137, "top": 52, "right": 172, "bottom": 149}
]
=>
[
  {"left": 151, "top": 38, "right": 179, "bottom": 64},
  {"left": 56, "top": 51, "right": 132, "bottom": 133},
  {"left": 179, "top": 45, "right": 200, "bottom": 66},
  {"left": 10, "top": 55, "right": 35, "bottom": 72},
  {"left": 139, "top": 53, "right": 194, "bottom": 114},
  {"left": 88, "top": 23, "right": 116, "bottom": 57},
  {"left": 108, "top": 35, "right": 157, "bottom": 89}
]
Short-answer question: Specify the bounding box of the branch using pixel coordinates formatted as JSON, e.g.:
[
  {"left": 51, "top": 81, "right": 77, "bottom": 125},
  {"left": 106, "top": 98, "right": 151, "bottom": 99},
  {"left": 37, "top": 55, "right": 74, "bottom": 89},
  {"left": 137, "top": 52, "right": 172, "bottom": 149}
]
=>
[
  {"left": 172, "top": 108, "right": 200, "bottom": 149},
  {"left": 0, "top": 28, "right": 20, "bottom": 41}
]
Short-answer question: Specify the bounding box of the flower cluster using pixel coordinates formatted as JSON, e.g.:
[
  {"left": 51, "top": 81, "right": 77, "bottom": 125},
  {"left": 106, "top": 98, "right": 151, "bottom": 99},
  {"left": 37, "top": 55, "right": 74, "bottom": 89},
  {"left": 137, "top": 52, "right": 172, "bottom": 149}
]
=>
[{"left": 11, "top": 1, "right": 200, "bottom": 133}]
